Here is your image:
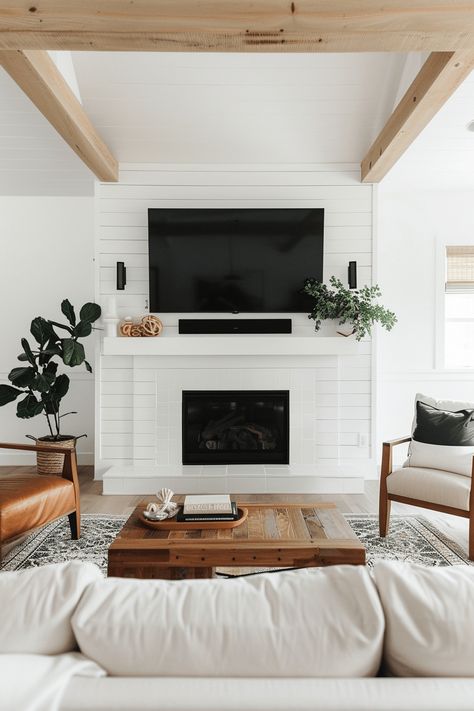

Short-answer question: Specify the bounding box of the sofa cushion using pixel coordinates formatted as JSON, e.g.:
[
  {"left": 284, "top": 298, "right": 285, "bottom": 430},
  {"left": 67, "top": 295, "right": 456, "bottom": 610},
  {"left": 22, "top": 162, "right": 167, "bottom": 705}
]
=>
[
  {"left": 374, "top": 561, "right": 474, "bottom": 677},
  {"left": 405, "top": 393, "right": 474, "bottom": 477},
  {"left": 0, "top": 561, "right": 102, "bottom": 655},
  {"left": 72, "top": 567, "right": 384, "bottom": 678},
  {"left": 0, "top": 653, "right": 105, "bottom": 711},
  {"left": 387, "top": 466, "right": 471, "bottom": 510}
]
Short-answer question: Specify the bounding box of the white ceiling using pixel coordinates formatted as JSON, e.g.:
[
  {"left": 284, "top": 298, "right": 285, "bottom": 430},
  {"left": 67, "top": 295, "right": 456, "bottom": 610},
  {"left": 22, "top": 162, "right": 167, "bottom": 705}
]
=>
[
  {"left": 382, "top": 67, "right": 474, "bottom": 191},
  {"left": 0, "top": 50, "right": 472, "bottom": 195},
  {"left": 0, "top": 51, "right": 411, "bottom": 195},
  {"left": 71, "top": 52, "right": 408, "bottom": 166},
  {"left": 0, "top": 66, "right": 93, "bottom": 196}
]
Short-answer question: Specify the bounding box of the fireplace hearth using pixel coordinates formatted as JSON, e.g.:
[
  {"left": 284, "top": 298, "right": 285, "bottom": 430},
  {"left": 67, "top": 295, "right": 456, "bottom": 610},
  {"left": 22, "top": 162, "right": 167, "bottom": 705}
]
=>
[{"left": 182, "top": 390, "right": 289, "bottom": 465}]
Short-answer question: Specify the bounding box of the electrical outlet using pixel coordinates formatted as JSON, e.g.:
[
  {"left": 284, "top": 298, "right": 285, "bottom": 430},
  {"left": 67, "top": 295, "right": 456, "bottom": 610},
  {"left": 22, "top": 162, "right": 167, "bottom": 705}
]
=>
[{"left": 358, "top": 433, "right": 368, "bottom": 448}]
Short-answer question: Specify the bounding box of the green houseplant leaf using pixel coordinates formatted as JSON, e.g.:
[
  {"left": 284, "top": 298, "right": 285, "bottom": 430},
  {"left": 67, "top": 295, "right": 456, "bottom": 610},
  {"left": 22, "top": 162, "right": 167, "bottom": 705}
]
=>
[
  {"left": 61, "top": 299, "right": 76, "bottom": 326},
  {"left": 53, "top": 373, "right": 70, "bottom": 399},
  {"left": 43, "top": 374, "right": 70, "bottom": 415},
  {"left": 33, "top": 371, "right": 55, "bottom": 393},
  {"left": 74, "top": 321, "right": 92, "bottom": 338},
  {"left": 8, "top": 366, "right": 36, "bottom": 388},
  {"left": 62, "top": 339, "right": 85, "bottom": 367},
  {"left": 30, "top": 317, "right": 54, "bottom": 347},
  {"left": 79, "top": 302, "right": 101, "bottom": 324},
  {"left": 16, "top": 393, "right": 44, "bottom": 419},
  {"left": 21, "top": 338, "right": 36, "bottom": 367},
  {"left": 0, "top": 384, "right": 23, "bottom": 406}
]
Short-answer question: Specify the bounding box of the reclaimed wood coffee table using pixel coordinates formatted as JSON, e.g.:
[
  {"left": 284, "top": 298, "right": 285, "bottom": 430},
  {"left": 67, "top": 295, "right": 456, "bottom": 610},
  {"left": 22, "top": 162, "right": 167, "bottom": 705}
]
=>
[{"left": 108, "top": 502, "right": 365, "bottom": 579}]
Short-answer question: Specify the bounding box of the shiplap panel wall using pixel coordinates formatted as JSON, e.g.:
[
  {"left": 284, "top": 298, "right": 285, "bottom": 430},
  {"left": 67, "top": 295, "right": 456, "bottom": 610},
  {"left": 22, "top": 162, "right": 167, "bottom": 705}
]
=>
[{"left": 96, "top": 164, "right": 374, "bottom": 484}]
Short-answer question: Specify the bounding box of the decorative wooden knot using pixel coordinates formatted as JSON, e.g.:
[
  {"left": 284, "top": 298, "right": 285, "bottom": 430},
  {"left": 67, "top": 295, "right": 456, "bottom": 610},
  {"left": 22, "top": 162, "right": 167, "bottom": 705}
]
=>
[
  {"left": 140, "top": 315, "right": 163, "bottom": 337},
  {"left": 119, "top": 315, "right": 163, "bottom": 338},
  {"left": 119, "top": 320, "right": 134, "bottom": 337}
]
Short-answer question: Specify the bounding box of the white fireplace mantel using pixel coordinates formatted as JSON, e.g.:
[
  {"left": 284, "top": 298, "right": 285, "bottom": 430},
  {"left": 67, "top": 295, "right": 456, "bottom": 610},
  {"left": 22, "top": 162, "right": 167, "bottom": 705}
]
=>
[{"left": 102, "top": 332, "right": 360, "bottom": 357}]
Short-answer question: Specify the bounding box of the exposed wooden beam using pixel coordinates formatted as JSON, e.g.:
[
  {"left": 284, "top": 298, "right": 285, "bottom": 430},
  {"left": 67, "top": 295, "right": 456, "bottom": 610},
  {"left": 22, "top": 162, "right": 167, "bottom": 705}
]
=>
[
  {"left": 361, "top": 51, "right": 474, "bottom": 183},
  {"left": 0, "top": 1, "right": 474, "bottom": 52},
  {"left": 0, "top": 49, "right": 118, "bottom": 181}
]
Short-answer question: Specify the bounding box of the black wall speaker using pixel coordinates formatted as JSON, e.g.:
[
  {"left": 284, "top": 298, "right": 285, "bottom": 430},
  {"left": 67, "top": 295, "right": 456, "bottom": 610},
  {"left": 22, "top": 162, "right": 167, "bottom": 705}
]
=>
[
  {"left": 116, "top": 262, "right": 127, "bottom": 290},
  {"left": 348, "top": 261, "right": 357, "bottom": 290}
]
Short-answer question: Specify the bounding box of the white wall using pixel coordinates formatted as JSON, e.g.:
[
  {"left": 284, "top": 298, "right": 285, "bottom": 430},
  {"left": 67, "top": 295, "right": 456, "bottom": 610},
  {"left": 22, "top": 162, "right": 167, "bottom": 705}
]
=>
[
  {"left": 95, "top": 163, "right": 375, "bottom": 490},
  {"left": 376, "top": 187, "right": 474, "bottom": 465},
  {"left": 0, "top": 196, "right": 95, "bottom": 464}
]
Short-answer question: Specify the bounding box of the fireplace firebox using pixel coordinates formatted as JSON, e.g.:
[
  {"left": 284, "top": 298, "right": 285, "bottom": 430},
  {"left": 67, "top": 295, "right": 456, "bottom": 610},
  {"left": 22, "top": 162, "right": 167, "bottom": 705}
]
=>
[{"left": 182, "top": 390, "right": 289, "bottom": 465}]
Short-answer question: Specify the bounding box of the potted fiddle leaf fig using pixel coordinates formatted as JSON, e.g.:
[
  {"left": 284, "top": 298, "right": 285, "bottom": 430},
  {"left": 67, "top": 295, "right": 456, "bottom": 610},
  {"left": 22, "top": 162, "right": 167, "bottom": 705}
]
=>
[
  {"left": 0, "top": 299, "right": 101, "bottom": 473},
  {"left": 302, "top": 276, "right": 397, "bottom": 341}
]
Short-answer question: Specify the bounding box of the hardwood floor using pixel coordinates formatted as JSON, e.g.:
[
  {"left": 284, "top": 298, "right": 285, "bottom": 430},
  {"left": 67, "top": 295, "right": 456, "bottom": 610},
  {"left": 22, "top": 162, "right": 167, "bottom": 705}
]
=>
[{"left": 1, "top": 465, "right": 470, "bottom": 558}]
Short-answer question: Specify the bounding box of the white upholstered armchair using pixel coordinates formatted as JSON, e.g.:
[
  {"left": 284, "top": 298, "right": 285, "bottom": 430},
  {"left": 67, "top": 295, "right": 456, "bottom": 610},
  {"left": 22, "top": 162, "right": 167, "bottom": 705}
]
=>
[{"left": 379, "top": 394, "right": 474, "bottom": 561}]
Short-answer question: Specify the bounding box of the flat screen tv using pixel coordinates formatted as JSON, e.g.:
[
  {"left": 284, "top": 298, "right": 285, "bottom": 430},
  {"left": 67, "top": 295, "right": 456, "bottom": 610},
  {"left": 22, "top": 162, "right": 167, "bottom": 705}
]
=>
[{"left": 148, "top": 208, "right": 324, "bottom": 313}]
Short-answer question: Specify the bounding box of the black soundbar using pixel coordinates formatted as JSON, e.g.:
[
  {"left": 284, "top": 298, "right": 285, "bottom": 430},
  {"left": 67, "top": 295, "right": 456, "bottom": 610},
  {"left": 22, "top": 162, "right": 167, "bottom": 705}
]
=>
[{"left": 179, "top": 319, "right": 292, "bottom": 335}]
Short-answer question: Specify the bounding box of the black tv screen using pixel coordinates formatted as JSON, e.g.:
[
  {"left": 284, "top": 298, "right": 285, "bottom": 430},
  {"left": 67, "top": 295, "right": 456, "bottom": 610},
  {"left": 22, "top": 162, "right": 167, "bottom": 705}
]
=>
[{"left": 148, "top": 208, "right": 324, "bottom": 313}]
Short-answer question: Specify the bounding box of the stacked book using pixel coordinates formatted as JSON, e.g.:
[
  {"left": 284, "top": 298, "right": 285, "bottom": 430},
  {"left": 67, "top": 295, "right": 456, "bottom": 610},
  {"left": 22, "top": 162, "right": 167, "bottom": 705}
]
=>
[{"left": 177, "top": 495, "right": 238, "bottom": 522}]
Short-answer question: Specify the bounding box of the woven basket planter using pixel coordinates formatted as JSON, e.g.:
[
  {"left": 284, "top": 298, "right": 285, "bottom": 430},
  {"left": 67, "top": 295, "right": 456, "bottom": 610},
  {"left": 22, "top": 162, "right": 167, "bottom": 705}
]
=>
[{"left": 35, "top": 436, "right": 76, "bottom": 475}]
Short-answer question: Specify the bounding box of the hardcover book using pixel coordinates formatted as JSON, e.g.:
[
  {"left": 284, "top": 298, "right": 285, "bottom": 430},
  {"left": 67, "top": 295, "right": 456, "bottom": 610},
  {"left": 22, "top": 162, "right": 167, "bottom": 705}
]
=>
[
  {"left": 178, "top": 501, "right": 238, "bottom": 522},
  {"left": 183, "top": 494, "right": 233, "bottom": 515}
]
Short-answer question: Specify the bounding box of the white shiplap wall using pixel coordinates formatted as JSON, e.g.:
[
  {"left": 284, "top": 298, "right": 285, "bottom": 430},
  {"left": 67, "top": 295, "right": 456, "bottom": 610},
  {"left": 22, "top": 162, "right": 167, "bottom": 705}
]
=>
[{"left": 95, "top": 164, "right": 374, "bottom": 492}]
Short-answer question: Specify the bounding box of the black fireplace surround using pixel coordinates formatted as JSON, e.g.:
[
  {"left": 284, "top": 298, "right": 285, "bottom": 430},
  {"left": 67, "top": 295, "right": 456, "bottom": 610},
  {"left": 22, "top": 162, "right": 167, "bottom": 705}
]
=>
[{"left": 182, "top": 390, "right": 290, "bottom": 465}]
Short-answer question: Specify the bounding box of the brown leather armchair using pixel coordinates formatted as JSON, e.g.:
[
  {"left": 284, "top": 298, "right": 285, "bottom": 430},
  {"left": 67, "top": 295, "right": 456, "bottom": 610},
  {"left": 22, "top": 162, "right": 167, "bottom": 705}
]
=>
[{"left": 0, "top": 442, "right": 80, "bottom": 555}]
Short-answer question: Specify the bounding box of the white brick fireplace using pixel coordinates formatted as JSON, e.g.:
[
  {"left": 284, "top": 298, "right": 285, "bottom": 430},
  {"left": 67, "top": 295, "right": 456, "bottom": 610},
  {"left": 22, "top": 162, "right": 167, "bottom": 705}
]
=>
[{"left": 95, "top": 163, "right": 375, "bottom": 494}]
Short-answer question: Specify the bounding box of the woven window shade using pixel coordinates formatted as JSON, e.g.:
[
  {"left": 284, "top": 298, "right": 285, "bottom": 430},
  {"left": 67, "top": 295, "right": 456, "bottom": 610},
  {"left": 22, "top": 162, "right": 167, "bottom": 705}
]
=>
[{"left": 446, "top": 246, "right": 474, "bottom": 292}]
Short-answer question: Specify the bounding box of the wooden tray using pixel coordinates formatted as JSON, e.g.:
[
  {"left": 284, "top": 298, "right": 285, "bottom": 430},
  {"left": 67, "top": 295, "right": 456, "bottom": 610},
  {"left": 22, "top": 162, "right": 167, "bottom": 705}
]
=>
[{"left": 139, "top": 507, "right": 248, "bottom": 531}]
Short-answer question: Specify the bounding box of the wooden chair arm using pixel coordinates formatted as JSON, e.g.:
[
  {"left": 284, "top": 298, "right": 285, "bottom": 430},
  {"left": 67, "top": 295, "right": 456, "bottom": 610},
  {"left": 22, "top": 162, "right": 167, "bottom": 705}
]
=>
[
  {"left": 0, "top": 441, "right": 75, "bottom": 456},
  {"left": 381, "top": 436, "right": 411, "bottom": 480},
  {"left": 383, "top": 436, "right": 412, "bottom": 448}
]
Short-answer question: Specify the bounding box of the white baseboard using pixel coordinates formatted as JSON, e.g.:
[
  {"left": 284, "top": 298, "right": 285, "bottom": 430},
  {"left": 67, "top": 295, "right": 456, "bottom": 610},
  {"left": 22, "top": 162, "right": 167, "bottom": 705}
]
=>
[{"left": 0, "top": 452, "right": 94, "bottom": 466}]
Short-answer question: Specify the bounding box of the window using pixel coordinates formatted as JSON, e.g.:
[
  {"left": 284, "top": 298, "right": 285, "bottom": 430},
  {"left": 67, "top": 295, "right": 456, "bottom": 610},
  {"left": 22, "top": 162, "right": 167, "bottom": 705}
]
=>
[{"left": 445, "top": 246, "right": 474, "bottom": 368}]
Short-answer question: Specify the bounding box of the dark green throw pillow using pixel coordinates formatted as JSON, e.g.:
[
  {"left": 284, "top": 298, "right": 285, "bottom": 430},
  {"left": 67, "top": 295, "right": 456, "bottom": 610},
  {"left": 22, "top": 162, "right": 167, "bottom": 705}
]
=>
[{"left": 414, "top": 400, "right": 474, "bottom": 446}]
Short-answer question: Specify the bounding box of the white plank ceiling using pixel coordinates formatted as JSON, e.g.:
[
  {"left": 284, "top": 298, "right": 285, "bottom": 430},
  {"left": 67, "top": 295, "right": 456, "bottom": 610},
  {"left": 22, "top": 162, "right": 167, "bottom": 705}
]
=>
[
  {"left": 382, "top": 67, "right": 474, "bottom": 190},
  {"left": 0, "top": 65, "right": 93, "bottom": 196},
  {"left": 71, "top": 52, "right": 408, "bottom": 165},
  {"left": 0, "top": 52, "right": 410, "bottom": 195},
  {"left": 1, "top": 50, "right": 472, "bottom": 194}
]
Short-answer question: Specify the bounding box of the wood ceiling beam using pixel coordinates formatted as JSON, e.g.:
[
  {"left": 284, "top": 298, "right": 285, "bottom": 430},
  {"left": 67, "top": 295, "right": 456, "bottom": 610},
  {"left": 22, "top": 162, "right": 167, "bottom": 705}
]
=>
[
  {"left": 0, "top": 49, "right": 118, "bottom": 181},
  {"left": 361, "top": 51, "right": 474, "bottom": 183},
  {"left": 0, "top": 1, "right": 474, "bottom": 52}
]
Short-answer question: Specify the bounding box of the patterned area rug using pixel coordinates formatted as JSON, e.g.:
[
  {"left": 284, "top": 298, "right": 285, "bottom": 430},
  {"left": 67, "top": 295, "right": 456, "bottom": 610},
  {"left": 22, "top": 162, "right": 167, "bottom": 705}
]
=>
[{"left": 1, "top": 513, "right": 471, "bottom": 574}]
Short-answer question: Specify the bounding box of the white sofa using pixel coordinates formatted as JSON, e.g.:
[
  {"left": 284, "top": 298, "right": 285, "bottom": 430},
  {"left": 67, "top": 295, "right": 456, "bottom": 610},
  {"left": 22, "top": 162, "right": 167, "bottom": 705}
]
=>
[{"left": 2, "top": 561, "right": 474, "bottom": 711}]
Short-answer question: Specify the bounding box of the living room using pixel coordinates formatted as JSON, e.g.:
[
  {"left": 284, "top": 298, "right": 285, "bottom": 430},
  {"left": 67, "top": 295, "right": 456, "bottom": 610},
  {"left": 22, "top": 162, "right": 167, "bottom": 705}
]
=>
[{"left": 2, "top": 4, "right": 474, "bottom": 710}]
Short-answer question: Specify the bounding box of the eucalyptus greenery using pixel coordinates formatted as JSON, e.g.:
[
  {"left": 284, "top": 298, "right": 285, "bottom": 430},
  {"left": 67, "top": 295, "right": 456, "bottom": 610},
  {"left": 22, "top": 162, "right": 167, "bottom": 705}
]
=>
[
  {"left": 0, "top": 299, "right": 101, "bottom": 440},
  {"left": 303, "top": 276, "right": 397, "bottom": 341}
]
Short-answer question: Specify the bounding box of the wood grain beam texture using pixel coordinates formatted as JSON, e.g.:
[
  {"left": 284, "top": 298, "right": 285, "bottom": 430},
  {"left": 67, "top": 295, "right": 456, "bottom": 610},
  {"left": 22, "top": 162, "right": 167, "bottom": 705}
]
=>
[
  {"left": 0, "top": 49, "right": 118, "bottom": 181},
  {"left": 0, "top": 1, "right": 474, "bottom": 52},
  {"left": 361, "top": 51, "right": 474, "bottom": 183}
]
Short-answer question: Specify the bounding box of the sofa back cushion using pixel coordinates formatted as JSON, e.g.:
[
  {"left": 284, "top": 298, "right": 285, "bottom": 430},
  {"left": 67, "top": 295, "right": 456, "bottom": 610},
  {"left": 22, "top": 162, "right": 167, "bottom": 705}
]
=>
[
  {"left": 72, "top": 566, "right": 384, "bottom": 678},
  {"left": 374, "top": 561, "right": 474, "bottom": 677},
  {"left": 405, "top": 393, "right": 474, "bottom": 477},
  {"left": 0, "top": 561, "right": 102, "bottom": 655}
]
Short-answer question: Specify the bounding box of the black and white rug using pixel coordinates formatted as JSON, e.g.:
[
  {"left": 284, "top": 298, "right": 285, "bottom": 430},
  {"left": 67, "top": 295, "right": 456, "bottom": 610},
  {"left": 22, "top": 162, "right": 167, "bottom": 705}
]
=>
[{"left": 1, "top": 513, "right": 471, "bottom": 574}]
